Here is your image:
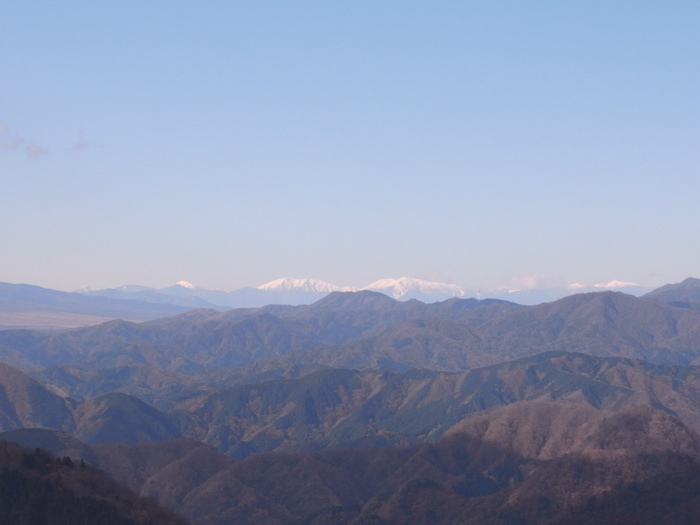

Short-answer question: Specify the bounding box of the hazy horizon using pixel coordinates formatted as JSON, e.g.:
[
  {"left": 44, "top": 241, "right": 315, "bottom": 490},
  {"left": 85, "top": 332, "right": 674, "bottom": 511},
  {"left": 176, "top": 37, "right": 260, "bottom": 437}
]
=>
[
  {"left": 1, "top": 274, "right": 671, "bottom": 297},
  {"left": 2, "top": 3, "right": 698, "bottom": 293}
]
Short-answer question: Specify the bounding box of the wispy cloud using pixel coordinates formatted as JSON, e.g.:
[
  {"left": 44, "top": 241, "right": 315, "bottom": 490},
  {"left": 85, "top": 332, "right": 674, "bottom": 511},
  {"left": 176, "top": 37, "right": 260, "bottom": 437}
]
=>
[
  {"left": 0, "top": 135, "right": 25, "bottom": 151},
  {"left": 0, "top": 122, "right": 25, "bottom": 151},
  {"left": 68, "top": 139, "right": 89, "bottom": 152},
  {"left": 68, "top": 130, "right": 90, "bottom": 151},
  {"left": 0, "top": 122, "right": 49, "bottom": 158},
  {"left": 25, "top": 143, "right": 49, "bottom": 157}
]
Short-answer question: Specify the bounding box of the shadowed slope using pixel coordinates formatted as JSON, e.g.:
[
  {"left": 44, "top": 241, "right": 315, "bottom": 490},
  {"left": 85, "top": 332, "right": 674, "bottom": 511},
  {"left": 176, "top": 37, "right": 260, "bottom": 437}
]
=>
[{"left": 89, "top": 402, "right": 700, "bottom": 525}]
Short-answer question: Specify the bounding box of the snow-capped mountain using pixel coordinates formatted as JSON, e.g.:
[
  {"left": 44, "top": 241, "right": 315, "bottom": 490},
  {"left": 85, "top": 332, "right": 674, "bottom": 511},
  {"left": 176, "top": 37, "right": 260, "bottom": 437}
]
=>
[
  {"left": 257, "top": 278, "right": 354, "bottom": 293},
  {"left": 592, "top": 280, "right": 640, "bottom": 290},
  {"left": 77, "top": 276, "right": 654, "bottom": 310},
  {"left": 362, "top": 277, "right": 467, "bottom": 301},
  {"left": 256, "top": 276, "right": 468, "bottom": 302}
]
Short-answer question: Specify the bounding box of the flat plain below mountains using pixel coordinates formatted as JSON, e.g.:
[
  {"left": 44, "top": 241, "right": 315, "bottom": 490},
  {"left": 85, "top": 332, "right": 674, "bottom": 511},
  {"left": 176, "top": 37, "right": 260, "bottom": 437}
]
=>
[{"left": 2, "top": 278, "right": 700, "bottom": 524}]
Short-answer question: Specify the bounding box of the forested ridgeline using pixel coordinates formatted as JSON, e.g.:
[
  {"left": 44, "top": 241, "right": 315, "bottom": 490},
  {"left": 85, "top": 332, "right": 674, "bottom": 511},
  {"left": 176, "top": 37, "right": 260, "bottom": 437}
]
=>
[{"left": 0, "top": 440, "right": 189, "bottom": 525}]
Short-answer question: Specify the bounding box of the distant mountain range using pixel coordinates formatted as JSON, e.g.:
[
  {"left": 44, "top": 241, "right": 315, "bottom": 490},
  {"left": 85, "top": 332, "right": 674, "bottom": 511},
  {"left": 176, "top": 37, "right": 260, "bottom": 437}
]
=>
[
  {"left": 0, "top": 276, "right": 661, "bottom": 331},
  {"left": 76, "top": 275, "right": 653, "bottom": 310},
  {"left": 76, "top": 276, "right": 473, "bottom": 309},
  {"left": 0, "top": 281, "right": 193, "bottom": 330},
  {"left": 0, "top": 278, "right": 697, "bottom": 372},
  {"left": 1, "top": 277, "right": 700, "bottom": 523}
]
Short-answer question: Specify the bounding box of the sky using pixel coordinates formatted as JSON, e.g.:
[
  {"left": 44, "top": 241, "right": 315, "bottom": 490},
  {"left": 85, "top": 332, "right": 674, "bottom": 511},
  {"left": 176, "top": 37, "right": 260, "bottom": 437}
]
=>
[{"left": 1, "top": 2, "right": 699, "bottom": 293}]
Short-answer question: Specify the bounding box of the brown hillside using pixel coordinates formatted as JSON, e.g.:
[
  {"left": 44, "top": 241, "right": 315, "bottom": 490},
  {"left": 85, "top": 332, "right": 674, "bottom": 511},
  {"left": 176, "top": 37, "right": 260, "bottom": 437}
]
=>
[{"left": 85, "top": 402, "right": 700, "bottom": 525}]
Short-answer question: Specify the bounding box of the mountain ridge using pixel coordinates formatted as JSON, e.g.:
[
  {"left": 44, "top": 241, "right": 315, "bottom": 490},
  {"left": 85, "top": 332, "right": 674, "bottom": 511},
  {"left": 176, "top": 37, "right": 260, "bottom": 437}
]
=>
[
  {"left": 6, "top": 400, "right": 700, "bottom": 525},
  {"left": 77, "top": 275, "right": 661, "bottom": 309},
  {"left": 0, "top": 277, "right": 687, "bottom": 331},
  {"left": 0, "top": 282, "right": 193, "bottom": 330}
]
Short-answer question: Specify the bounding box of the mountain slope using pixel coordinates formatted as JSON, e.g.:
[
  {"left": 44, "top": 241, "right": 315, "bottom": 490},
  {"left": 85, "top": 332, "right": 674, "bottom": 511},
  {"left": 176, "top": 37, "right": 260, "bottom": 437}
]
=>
[
  {"left": 15, "top": 351, "right": 700, "bottom": 456},
  {"left": 0, "top": 292, "right": 520, "bottom": 371},
  {"left": 0, "top": 439, "right": 189, "bottom": 525},
  {"left": 74, "top": 392, "right": 182, "bottom": 445},
  {"left": 0, "top": 282, "right": 192, "bottom": 329},
  {"left": 645, "top": 277, "right": 700, "bottom": 306},
  {"left": 8, "top": 355, "right": 700, "bottom": 523},
  {"left": 85, "top": 403, "right": 700, "bottom": 525},
  {"left": 239, "top": 290, "right": 700, "bottom": 373},
  {"left": 6, "top": 289, "right": 700, "bottom": 387},
  {"left": 166, "top": 352, "right": 700, "bottom": 456},
  {"left": 0, "top": 363, "right": 75, "bottom": 432},
  {"left": 474, "top": 291, "right": 700, "bottom": 364}
]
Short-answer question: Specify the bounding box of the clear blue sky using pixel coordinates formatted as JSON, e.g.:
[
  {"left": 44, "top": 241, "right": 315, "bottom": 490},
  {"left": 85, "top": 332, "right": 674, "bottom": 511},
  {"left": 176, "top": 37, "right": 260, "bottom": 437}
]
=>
[{"left": 2, "top": 2, "right": 698, "bottom": 292}]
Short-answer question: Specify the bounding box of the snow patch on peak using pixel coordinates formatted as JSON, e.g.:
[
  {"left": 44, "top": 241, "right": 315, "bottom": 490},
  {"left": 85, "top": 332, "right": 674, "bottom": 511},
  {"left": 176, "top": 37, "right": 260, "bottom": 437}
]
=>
[
  {"left": 175, "top": 280, "right": 196, "bottom": 289},
  {"left": 256, "top": 276, "right": 465, "bottom": 300},
  {"left": 257, "top": 278, "right": 354, "bottom": 293},
  {"left": 594, "top": 280, "right": 639, "bottom": 289},
  {"left": 362, "top": 277, "right": 465, "bottom": 300}
]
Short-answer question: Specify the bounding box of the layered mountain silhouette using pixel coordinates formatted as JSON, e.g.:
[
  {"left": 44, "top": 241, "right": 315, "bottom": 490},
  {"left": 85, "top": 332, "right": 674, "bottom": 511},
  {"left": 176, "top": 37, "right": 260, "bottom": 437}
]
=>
[
  {"left": 0, "top": 291, "right": 521, "bottom": 371},
  {"left": 4, "top": 351, "right": 700, "bottom": 460},
  {"left": 0, "top": 275, "right": 686, "bottom": 330},
  {"left": 4, "top": 289, "right": 700, "bottom": 377},
  {"left": 104, "top": 406, "right": 700, "bottom": 525},
  {"left": 80, "top": 276, "right": 471, "bottom": 310},
  {"left": 80, "top": 275, "right": 655, "bottom": 309},
  {"left": 5, "top": 401, "right": 700, "bottom": 525},
  {"left": 0, "top": 282, "right": 192, "bottom": 330},
  {"left": 2, "top": 278, "right": 700, "bottom": 523}
]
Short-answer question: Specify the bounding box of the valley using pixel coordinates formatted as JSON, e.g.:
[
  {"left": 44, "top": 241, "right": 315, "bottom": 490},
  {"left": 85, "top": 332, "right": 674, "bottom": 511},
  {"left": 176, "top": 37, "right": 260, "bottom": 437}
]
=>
[{"left": 2, "top": 278, "right": 700, "bottom": 523}]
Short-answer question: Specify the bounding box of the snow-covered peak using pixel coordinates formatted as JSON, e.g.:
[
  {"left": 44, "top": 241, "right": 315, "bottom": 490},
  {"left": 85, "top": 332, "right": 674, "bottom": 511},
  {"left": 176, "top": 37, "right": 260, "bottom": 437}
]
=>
[
  {"left": 362, "top": 277, "right": 466, "bottom": 300},
  {"left": 257, "top": 278, "right": 354, "bottom": 293},
  {"left": 75, "top": 284, "right": 154, "bottom": 293},
  {"left": 175, "top": 280, "right": 196, "bottom": 289},
  {"left": 593, "top": 280, "right": 639, "bottom": 289}
]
